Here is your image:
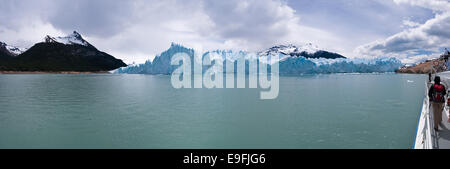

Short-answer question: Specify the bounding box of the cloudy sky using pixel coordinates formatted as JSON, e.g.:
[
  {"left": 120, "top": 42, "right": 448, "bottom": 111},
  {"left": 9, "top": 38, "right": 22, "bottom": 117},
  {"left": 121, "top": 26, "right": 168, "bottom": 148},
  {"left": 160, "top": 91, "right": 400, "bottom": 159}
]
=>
[{"left": 0, "top": 0, "right": 449, "bottom": 64}]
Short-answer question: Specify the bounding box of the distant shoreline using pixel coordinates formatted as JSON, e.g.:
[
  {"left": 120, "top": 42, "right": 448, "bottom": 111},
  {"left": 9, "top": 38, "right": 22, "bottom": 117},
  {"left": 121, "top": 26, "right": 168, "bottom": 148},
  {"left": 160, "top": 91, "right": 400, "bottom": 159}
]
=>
[{"left": 0, "top": 71, "right": 111, "bottom": 74}]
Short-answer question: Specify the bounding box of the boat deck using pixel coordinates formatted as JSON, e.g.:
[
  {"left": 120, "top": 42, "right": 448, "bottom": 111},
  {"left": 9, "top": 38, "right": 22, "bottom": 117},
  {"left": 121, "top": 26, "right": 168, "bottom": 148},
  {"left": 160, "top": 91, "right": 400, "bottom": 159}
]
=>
[
  {"left": 431, "top": 103, "right": 450, "bottom": 149},
  {"left": 431, "top": 71, "right": 450, "bottom": 149}
]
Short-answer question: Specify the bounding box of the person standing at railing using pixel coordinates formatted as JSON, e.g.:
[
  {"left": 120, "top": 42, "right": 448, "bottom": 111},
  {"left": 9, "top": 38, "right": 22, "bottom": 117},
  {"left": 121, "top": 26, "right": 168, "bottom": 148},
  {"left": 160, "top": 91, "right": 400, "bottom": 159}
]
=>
[
  {"left": 444, "top": 48, "right": 449, "bottom": 62},
  {"left": 429, "top": 76, "right": 447, "bottom": 131},
  {"left": 429, "top": 73, "right": 432, "bottom": 83}
]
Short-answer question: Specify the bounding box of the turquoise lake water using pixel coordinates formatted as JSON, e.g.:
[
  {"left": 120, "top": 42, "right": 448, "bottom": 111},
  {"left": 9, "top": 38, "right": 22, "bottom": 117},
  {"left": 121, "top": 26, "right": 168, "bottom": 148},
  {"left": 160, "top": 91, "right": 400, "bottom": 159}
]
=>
[{"left": 0, "top": 73, "right": 426, "bottom": 148}]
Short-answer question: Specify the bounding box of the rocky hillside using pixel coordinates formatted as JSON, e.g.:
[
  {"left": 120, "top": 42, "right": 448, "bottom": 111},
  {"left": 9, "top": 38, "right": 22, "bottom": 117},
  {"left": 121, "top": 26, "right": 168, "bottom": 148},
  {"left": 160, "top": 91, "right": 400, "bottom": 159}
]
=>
[{"left": 395, "top": 59, "right": 446, "bottom": 74}]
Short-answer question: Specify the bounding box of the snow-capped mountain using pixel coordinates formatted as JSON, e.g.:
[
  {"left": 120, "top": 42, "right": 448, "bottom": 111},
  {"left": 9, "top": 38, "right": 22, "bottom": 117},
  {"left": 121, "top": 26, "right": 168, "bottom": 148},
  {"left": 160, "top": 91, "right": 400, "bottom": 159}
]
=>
[
  {"left": 259, "top": 43, "right": 346, "bottom": 60},
  {"left": 44, "top": 31, "right": 94, "bottom": 48},
  {"left": 0, "top": 42, "right": 27, "bottom": 56},
  {"left": 0, "top": 31, "right": 126, "bottom": 72},
  {"left": 259, "top": 43, "right": 319, "bottom": 56}
]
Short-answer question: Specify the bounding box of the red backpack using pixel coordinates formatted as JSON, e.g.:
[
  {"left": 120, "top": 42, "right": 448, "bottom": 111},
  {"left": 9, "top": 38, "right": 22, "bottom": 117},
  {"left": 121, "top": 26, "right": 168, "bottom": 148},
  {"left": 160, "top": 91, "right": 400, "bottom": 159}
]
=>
[{"left": 432, "top": 84, "right": 445, "bottom": 102}]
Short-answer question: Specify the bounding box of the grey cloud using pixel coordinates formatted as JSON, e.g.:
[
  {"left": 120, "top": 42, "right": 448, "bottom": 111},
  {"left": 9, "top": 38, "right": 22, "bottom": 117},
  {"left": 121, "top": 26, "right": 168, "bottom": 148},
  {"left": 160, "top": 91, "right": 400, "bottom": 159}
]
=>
[
  {"left": 394, "top": 0, "right": 450, "bottom": 12},
  {"left": 353, "top": 0, "right": 450, "bottom": 63},
  {"left": 0, "top": 0, "right": 136, "bottom": 37},
  {"left": 201, "top": 0, "right": 294, "bottom": 45},
  {"left": 424, "top": 15, "right": 450, "bottom": 38},
  {"left": 0, "top": 0, "right": 346, "bottom": 62},
  {"left": 0, "top": 0, "right": 52, "bottom": 29},
  {"left": 47, "top": 0, "right": 136, "bottom": 37},
  {"left": 5, "top": 0, "right": 432, "bottom": 63},
  {"left": 355, "top": 11, "right": 450, "bottom": 60}
]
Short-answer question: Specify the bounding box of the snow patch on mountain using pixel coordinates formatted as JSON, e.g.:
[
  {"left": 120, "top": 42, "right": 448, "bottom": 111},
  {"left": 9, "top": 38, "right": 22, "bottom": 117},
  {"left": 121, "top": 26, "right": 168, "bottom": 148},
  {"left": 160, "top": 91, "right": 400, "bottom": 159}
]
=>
[
  {"left": 0, "top": 42, "right": 27, "bottom": 56},
  {"left": 259, "top": 43, "right": 321, "bottom": 57},
  {"left": 44, "top": 31, "right": 92, "bottom": 47},
  {"left": 6, "top": 45, "right": 27, "bottom": 55}
]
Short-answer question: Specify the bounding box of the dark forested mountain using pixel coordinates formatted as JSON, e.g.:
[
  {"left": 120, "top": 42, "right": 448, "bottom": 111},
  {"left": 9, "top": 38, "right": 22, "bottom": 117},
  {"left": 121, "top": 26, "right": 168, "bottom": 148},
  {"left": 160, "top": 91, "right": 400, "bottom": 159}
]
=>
[
  {"left": 0, "top": 42, "right": 16, "bottom": 69},
  {"left": 0, "top": 31, "right": 126, "bottom": 72}
]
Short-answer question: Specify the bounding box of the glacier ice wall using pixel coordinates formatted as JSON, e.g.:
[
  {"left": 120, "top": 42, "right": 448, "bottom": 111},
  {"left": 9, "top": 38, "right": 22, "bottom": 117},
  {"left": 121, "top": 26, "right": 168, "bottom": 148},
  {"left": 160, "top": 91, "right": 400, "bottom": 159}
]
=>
[{"left": 116, "top": 45, "right": 403, "bottom": 75}]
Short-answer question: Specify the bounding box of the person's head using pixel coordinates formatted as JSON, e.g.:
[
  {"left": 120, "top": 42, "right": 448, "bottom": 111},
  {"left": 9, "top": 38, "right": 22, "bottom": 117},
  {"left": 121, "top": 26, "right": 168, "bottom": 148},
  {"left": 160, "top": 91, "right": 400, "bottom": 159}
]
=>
[{"left": 435, "top": 76, "right": 441, "bottom": 84}]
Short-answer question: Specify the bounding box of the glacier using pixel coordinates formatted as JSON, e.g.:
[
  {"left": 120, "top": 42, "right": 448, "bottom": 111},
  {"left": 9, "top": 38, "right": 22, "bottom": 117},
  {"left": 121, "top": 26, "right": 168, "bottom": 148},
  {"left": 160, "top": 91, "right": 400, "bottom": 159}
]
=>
[{"left": 116, "top": 43, "right": 403, "bottom": 75}]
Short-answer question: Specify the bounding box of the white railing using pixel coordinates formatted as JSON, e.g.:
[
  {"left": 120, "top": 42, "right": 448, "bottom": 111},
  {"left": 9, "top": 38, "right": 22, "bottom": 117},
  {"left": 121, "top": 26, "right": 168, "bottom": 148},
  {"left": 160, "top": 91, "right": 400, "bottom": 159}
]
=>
[{"left": 414, "top": 82, "right": 435, "bottom": 149}]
